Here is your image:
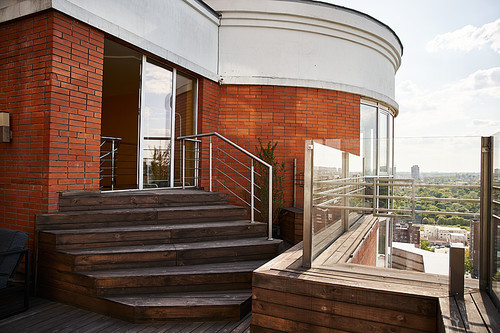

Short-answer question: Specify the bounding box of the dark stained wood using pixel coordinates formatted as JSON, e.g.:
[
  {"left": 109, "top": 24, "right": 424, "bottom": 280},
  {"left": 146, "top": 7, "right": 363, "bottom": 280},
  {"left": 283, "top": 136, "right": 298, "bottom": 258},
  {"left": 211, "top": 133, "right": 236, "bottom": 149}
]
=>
[
  {"left": 0, "top": 297, "right": 251, "bottom": 332},
  {"left": 252, "top": 229, "right": 499, "bottom": 333},
  {"left": 37, "top": 204, "right": 248, "bottom": 230},
  {"left": 58, "top": 189, "right": 229, "bottom": 212},
  {"left": 35, "top": 188, "right": 283, "bottom": 323}
]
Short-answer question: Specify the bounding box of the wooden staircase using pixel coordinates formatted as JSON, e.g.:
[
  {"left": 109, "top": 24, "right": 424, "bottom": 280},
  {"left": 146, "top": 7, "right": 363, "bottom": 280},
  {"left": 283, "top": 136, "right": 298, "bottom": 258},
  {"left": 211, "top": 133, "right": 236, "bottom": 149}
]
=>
[{"left": 36, "top": 189, "right": 283, "bottom": 323}]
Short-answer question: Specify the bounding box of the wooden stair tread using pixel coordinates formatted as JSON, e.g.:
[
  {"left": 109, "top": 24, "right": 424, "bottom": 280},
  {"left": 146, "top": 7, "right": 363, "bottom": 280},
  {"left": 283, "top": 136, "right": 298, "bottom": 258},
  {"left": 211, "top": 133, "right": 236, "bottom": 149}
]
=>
[
  {"left": 63, "top": 237, "right": 279, "bottom": 255},
  {"left": 103, "top": 290, "right": 251, "bottom": 307},
  {"left": 83, "top": 260, "right": 267, "bottom": 278},
  {"left": 41, "top": 204, "right": 244, "bottom": 217},
  {"left": 43, "top": 220, "right": 260, "bottom": 235}
]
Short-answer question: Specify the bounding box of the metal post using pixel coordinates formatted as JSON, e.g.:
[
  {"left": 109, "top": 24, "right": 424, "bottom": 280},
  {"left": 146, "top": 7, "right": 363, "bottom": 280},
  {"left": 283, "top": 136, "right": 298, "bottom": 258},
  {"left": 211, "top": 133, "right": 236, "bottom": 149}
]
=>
[
  {"left": 209, "top": 137, "right": 213, "bottom": 192},
  {"left": 182, "top": 139, "right": 186, "bottom": 189},
  {"left": 480, "top": 136, "right": 492, "bottom": 291},
  {"left": 194, "top": 141, "right": 199, "bottom": 187},
  {"left": 251, "top": 160, "right": 255, "bottom": 223},
  {"left": 293, "top": 158, "right": 297, "bottom": 207},
  {"left": 411, "top": 178, "right": 416, "bottom": 219},
  {"left": 303, "top": 141, "right": 314, "bottom": 268},
  {"left": 111, "top": 139, "right": 115, "bottom": 191},
  {"left": 373, "top": 178, "right": 377, "bottom": 215},
  {"left": 342, "top": 152, "right": 349, "bottom": 231},
  {"left": 268, "top": 165, "right": 273, "bottom": 240}
]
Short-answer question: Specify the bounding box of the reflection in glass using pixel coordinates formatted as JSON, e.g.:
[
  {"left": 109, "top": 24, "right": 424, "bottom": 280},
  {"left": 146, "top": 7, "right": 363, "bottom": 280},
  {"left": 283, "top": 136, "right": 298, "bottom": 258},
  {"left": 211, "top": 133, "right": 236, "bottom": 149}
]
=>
[
  {"left": 311, "top": 142, "right": 344, "bottom": 261},
  {"left": 174, "top": 72, "right": 196, "bottom": 186},
  {"left": 379, "top": 111, "right": 388, "bottom": 175},
  {"left": 361, "top": 104, "right": 377, "bottom": 176},
  {"left": 141, "top": 60, "right": 173, "bottom": 188}
]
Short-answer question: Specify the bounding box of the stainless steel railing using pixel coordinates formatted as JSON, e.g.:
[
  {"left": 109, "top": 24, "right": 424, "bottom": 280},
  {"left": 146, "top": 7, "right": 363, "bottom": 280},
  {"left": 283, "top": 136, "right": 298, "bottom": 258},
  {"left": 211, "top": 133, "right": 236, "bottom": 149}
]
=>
[
  {"left": 302, "top": 140, "right": 481, "bottom": 267},
  {"left": 100, "top": 136, "right": 122, "bottom": 191},
  {"left": 178, "top": 132, "right": 274, "bottom": 240}
]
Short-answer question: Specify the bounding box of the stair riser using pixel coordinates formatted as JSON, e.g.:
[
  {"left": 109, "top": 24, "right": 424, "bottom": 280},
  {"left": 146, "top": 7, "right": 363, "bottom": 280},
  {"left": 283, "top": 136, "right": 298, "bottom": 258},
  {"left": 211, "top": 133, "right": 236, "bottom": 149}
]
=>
[
  {"left": 70, "top": 244, "right": 280, "bottom": 271},
  {"left": 36, "top": 208, "right": 248, "bottom": 231},
  {"left": 40, "top": 224, "right": 267, "bottom": 250},
  {"left": 38, "top": 268, "right": 252, "bottom": 296},
  {"left": 38, "top": 283, "right": 250, "bottom": 323},
  {"left": 59, "top": 192, "right": 229, "bottom": 212}
]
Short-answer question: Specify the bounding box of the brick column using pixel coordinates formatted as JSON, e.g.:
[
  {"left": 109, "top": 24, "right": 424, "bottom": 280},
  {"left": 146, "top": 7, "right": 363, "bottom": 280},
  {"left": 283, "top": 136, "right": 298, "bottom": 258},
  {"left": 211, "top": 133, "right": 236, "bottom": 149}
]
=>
[{"left": 0, "top": 11, "right": 104, "bottom": 248}]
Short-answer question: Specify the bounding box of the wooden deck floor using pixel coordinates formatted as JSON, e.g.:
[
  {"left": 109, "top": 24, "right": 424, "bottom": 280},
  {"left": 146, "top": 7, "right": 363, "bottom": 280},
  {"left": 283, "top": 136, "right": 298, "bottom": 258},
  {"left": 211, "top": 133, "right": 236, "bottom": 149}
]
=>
[{"left": 0, "top": 297, "right": 251, "bottom": 332}]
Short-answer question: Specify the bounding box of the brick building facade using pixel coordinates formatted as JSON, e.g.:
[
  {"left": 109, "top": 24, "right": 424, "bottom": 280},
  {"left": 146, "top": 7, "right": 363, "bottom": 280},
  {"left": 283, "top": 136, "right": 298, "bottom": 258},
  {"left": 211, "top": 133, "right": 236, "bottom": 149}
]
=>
[{"left": 1, "top": 0, "right": 402, "bottom": 259}]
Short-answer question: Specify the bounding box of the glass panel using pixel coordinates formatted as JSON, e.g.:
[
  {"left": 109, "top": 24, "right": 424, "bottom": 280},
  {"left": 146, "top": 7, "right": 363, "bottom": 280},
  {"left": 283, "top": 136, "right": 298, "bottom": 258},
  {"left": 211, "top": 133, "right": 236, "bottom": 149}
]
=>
[
  {"left": 379, "top": 111, "right": 389, "bottom": 175},
  {"left": 311, "top": 141, "right": 344, "bottom": 262},
  {"left": 361, "top": 104, "right": 377, "bottom": 176},
  {"left": 141, "top": 60, "right": 173, "bottom": 188},
  {"left": 174, "top": 72, "right": 196, "bottom": 187},
  {"left": 492, "top": 132, "right": 500, "bottom": 304}
]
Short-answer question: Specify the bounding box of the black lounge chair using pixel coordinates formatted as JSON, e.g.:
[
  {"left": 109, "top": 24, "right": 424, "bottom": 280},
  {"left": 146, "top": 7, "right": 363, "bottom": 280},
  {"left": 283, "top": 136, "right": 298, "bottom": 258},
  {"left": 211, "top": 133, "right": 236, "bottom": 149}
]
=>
[{"left": 0, "top": 227, "right": 30, "bottom": 319}]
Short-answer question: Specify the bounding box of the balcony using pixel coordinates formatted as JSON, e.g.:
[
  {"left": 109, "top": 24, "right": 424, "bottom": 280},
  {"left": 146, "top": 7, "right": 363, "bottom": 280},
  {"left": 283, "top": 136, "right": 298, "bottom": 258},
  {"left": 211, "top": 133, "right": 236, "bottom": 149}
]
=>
[{"left": 253, "top": 134, "right": 500, "bottom": 331}]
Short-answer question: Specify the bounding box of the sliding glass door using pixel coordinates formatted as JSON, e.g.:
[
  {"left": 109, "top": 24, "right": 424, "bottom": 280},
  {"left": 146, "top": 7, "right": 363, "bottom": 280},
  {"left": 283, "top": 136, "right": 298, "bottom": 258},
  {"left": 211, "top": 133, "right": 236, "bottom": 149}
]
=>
[{"left": 139, "top": 58, "right": 196, "bottom": 189}]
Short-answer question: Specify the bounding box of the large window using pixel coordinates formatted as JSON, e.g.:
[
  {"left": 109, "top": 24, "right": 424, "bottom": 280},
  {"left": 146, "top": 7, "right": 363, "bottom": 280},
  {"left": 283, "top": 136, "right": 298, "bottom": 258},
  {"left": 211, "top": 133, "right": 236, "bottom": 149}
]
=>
[{"left": 360, "top": 101, "right": 394, "bottom": 177}]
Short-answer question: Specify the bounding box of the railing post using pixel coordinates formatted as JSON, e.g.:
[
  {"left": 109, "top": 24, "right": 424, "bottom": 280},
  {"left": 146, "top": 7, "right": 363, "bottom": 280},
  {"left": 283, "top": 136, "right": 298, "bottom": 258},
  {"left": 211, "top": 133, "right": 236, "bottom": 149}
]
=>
[
  {"left": 111, "top": 139, "right": 115, "bottom": 191},
  {"left": 182, "top": 139, "right": 186, "bottom": 189},
  {"left": 251, "top": 160, "right": 255, "bottom": 223},
  {"left": 293, "top": 158, "right": 297, "bottom": 207},
  {"left": 209, "top": 137, "right": 213, "bottom": 192},
  {"left": 268, "top": 165, "right": 273, "bottom": 240},
  {"left": 480, "top": 136, "right": 492, "bottom": 291},
  {"left": 411, "top": 178, "right": 416, "bottom": 219},
  {"left": 373, "top": 177, "right": 377, "bottom": 215},
  {"left": 342, "top": 151, "right": 349, "bottom": 232},
  {"left": 303, "top": 141, "right": 314, "bottom": 268}
]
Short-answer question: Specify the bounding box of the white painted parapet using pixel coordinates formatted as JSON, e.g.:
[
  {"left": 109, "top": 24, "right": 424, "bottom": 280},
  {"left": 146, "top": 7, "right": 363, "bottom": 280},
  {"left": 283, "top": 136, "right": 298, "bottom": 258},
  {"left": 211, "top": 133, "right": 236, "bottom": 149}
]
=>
[{"left": 206, "top": 0, "right": 403, "bottom": 111}]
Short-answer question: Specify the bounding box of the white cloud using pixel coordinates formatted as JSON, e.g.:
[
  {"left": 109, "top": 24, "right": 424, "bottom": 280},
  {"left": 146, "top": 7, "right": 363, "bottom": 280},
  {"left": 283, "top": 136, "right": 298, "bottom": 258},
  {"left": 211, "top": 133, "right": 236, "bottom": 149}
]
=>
[
  {"left": 396, "top": 67, "right": 500, "bottom": 138},
  {"left": 426, "top": 18, "right": 500, "bottom": 54}
]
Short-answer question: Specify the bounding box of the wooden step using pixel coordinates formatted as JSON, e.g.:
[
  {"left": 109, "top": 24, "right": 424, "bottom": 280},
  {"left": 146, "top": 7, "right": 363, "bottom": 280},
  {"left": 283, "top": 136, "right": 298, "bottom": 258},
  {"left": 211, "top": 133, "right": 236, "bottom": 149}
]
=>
[
  {"left": 38, "top": 260, "right": 267, "bottom": 296},
  {"left": 54, "top": 238, "right": 282, "bottom": 271},
  {"left": 102, "top": 290, "right": 252, "bottom": 322},
  {"left": 36, "top": 205, "right": 248, "bottom": 231},
  {"left": 38, "top": 221, "right": 268, "bottom": 250},
  {"left": 58, "top": 189, "right": 229, "bottom": 212}
]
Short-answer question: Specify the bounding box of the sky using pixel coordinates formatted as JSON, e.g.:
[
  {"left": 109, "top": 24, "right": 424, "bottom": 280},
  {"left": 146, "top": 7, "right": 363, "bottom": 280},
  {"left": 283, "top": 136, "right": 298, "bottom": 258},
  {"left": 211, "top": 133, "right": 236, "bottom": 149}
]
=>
[{"left": 322, "top": 0, "right": 500, "bottom": 172}]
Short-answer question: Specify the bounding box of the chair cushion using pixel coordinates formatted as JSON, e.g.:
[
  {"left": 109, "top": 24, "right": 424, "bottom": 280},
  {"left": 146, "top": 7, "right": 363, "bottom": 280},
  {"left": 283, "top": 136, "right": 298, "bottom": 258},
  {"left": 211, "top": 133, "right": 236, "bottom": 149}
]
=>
[{"left": 0, "top": 228, "right": 28, "bottom": 288}]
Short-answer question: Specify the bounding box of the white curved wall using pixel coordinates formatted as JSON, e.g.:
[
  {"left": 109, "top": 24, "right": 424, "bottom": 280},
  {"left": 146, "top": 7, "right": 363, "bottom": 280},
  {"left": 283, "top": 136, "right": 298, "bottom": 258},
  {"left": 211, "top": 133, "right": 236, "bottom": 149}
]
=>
[{"left": 206, "top": 0, "right": 403, "bottom": 111}]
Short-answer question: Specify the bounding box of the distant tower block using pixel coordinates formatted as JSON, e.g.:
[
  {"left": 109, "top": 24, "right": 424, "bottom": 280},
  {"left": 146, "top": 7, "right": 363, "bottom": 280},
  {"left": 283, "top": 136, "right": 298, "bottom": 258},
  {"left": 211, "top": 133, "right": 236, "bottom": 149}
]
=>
[{"left": 411, "top": 165, "right": 420, "bottom": 179}]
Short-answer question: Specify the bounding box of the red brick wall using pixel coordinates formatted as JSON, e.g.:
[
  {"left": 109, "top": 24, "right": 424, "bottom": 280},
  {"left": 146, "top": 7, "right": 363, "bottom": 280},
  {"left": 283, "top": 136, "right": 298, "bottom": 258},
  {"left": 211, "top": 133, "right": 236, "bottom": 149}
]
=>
[
  {"left": 0, "top": 11, "right": 104, "bottom": 248},
  {"left": 197, "top": 83, "right": 360, "bottom": 207},
  {"left": 351, "top": 221, "right": 379, "bottom": 266}
]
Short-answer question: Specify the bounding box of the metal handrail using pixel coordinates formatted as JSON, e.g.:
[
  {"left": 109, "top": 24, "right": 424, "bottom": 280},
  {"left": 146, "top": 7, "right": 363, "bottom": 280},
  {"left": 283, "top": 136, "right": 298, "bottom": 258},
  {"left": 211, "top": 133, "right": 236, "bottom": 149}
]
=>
[
  {"left": 100, "top": 136, "right": 122, "bottom": 191},
  {"left": 178, "top": 132, "right": 273, "bottom": 240},
  {"left": 312, "top": 176, "right": 481, "bottom": 218}
]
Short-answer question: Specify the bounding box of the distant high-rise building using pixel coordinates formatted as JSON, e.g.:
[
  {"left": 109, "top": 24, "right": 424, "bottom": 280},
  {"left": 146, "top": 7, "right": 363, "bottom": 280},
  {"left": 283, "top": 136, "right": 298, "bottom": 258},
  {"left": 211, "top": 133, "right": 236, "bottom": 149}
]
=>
[{"left": 411, "top": 165, "right": 420, "bottom": 179}]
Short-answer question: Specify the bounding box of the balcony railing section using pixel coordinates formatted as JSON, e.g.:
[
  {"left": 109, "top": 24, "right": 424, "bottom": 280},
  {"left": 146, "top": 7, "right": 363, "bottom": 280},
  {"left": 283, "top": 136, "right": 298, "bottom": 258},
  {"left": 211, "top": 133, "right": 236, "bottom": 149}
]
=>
[
  {"left": 178, "top": 132, "right": 273, "bottom": 240},
  {"left": 303, "top": 139, "right": 481, "bottom": 268}
]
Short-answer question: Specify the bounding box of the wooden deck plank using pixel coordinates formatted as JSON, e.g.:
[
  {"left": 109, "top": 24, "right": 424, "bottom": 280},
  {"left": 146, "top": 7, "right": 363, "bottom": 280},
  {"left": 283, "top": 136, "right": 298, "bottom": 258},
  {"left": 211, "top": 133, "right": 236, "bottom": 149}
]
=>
[
  {"left": 0, "top": 298, "right": 252, "bottom": 332},
  {"left": 438, "top": 296, "right": 465, "bottom": 332},
  {"left": 456, "top": 294, "right": 488, "bottom": 332},
  {"left": 471, "top": 291, "right": 500, "bottom": 332}
]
